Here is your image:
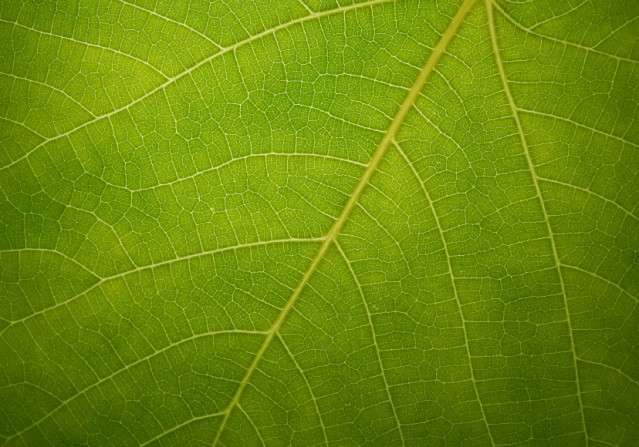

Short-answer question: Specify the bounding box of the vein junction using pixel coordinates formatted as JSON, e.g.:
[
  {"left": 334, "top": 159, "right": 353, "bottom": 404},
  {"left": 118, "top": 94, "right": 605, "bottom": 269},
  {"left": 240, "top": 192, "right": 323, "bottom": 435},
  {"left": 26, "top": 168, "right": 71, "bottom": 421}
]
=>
[{"left": 212, "top": 0, "right": 479, "bottom": 444}]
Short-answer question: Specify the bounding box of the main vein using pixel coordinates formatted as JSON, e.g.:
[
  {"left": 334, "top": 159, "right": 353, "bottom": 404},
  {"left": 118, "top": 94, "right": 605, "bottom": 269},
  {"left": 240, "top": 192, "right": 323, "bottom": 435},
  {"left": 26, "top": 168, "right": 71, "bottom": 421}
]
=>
[{"left": 211, "top": 0, "right": 479, "bottom": 444}]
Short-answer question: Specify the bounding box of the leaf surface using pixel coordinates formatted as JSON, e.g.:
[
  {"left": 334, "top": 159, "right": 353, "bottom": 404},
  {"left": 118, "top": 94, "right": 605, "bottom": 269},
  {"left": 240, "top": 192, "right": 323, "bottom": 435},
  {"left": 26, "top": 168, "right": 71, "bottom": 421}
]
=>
[{"left": 0, "top": 0, "right": 638, "bottom": 445}]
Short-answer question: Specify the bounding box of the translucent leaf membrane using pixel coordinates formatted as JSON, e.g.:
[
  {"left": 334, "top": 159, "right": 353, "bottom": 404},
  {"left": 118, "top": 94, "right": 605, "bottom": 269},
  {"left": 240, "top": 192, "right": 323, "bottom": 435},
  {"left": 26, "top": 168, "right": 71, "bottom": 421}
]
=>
[{"left": 0, "top": 0, "right": 637, "bottom": 445}]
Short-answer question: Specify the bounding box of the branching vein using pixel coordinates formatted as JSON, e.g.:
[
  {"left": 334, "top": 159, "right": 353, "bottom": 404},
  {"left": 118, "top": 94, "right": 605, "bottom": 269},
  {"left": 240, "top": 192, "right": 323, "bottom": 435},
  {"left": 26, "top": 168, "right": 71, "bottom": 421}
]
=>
[{"left": 211, "top": 0, "right": 479, "bottom": 444}]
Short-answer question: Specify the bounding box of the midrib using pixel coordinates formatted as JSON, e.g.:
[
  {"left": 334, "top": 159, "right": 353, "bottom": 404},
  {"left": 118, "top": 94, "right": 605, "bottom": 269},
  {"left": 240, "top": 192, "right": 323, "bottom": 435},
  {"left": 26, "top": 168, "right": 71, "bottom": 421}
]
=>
[{"left": 211, "top": 0, "right": 479, "bottom": 444}]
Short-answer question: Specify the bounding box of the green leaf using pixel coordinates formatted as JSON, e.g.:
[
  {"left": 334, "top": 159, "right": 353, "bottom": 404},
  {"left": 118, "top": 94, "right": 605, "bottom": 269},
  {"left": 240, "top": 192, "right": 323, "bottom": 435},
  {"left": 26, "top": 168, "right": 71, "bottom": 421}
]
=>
[{"left": 1, "top": 0, "right": 637, "bottom": 445}]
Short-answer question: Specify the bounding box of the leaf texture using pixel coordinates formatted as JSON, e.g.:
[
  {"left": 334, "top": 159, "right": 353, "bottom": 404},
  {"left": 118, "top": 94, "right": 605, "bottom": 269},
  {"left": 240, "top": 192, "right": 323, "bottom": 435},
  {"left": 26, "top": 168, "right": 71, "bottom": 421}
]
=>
[{"left": 0, "top": 0, "right": 637, "bottom": 445}]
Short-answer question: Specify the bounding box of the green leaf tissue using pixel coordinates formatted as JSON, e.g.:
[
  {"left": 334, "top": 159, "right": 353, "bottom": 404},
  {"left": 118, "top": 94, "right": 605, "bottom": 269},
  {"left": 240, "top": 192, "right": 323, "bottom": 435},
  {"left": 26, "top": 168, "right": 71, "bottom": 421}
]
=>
[{"left": 0, "top": 0, "right": 637, "bottom": 445}]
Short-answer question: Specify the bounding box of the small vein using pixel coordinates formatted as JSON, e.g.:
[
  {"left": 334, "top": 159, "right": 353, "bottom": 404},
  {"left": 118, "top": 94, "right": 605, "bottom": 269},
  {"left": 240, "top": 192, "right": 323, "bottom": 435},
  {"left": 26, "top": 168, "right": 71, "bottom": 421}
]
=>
[
  {"left": 0, "top": 116, "right": 48, "bottom": 141},
  {"left": 0, "top": 72, "right": 97, "bottom": 118},
  {"left": 491, "top": 1, "right": 639, "bottom": 65},
  {"left": 593, "top": 16, "right": 639, "bottom": 51},
  {"left": 0, "top": 19, "right": 170, "bottom": 78},
  {"left": 0, "top": 248, "right": 100, "bottom": 278},
  {"left": 528, "top": 0, "right": 589, "bottom": 31},
  {"left": 237, "top": 404, "right": 266, "bottom": 446},
  {"left": 117, "top": 0, "right": 223, "bottom": 49},
  {"left": 277, "top": 333, "right": 329, "bottom": 446},
  {"left": 560, "top": 263, "right": 638, "bottom": 303},
  {"left": 0, "top": 0, "right": 396, "bottom": 173},
  {"left": 335, "top": 240, "right": 405, "bottom": 446},
  {"left": 297, "top": 0, "right": 315, "bottom": 15},
  {"left": 6, "top": 330, "right": 264, "bottom": 443},
  {"left": 0, "top": 238, "right": 323, "bottom": 336},
  {"left": 139, "top": 413, "right": 225, "bottom": 447},
  {"left": 130, "top": 153, "right": 365, "bottom": 192},
  {"left": 393, "top": 140, "right": 495, "bottom": 445},
  {"left": 538, "top": 176, "right": 639, "bottom": 223},
  {"left": 517, "top": 107, "right": 639, "bottom": 149},
  {"left": 577, "top": 357, "right": 639, "bottom": 388}
]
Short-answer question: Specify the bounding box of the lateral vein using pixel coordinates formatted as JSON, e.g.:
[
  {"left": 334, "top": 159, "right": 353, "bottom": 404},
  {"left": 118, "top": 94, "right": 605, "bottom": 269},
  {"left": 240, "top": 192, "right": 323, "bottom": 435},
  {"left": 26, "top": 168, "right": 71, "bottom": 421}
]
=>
[
  {"left": 211, "top": 0, "right": 479, "bottom": 444},
  {"left": 0, "top": 0, "right": 395, "bottom": 173},
  {"left": 485, "top": 0, "right": 588, "bottom": 439}
]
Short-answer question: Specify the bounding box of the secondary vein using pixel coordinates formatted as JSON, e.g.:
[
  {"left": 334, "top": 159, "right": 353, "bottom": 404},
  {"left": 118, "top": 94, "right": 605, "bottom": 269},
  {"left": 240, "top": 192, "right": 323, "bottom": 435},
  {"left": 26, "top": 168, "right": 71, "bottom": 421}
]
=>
[
  {"left": 486, "top": 0, "right": 589, "bottom": 440},
  {"left": 0, "top": 0, "right": 395, "bottom": 173},
  {"left": 211, "top": 0, "right": 479, "bottom": 444}
]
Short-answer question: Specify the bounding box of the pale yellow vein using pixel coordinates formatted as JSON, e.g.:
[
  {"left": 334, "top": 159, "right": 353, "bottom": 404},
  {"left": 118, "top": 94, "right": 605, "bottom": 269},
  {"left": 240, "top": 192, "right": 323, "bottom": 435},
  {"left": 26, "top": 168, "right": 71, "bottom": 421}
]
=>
[{"left": 211, "top": 0, "right": 480, "bottom": 444}]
